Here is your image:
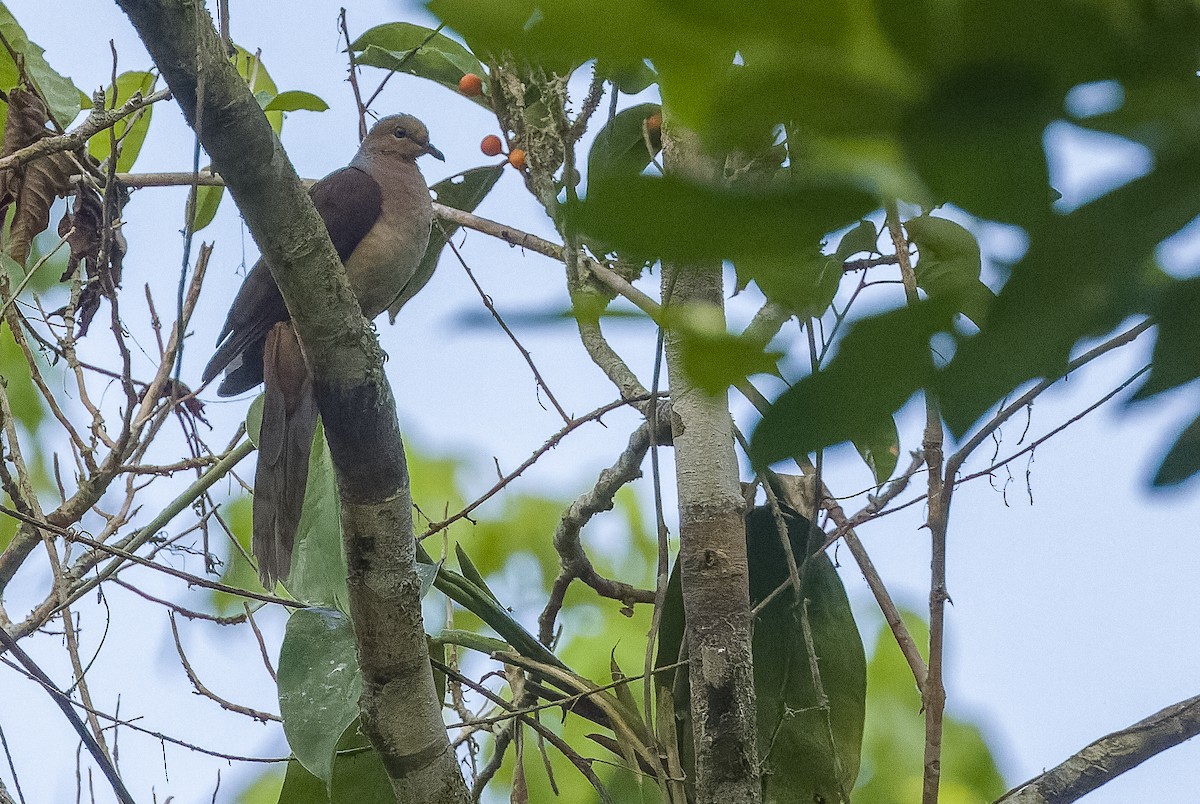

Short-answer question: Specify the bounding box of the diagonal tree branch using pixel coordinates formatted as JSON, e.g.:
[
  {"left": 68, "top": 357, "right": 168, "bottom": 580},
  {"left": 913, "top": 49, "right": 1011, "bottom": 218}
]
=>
[{"left": 997, "top": 695, "right": 1200, "bottom": 803}]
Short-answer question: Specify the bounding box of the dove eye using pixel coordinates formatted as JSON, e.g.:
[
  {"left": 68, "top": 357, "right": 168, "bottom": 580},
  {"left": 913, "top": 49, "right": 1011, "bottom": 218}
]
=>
[{"left": 394, "top": 127, "right": 408, "bottom": 139}]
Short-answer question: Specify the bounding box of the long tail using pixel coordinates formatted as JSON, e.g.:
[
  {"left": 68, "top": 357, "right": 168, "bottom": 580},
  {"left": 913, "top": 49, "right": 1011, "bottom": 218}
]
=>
[{"left": 253, "top": 322, "right": 317, "bottom": 587}]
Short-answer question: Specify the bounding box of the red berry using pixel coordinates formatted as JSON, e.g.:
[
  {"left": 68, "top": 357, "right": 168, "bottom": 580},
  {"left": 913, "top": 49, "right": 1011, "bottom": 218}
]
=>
[
  {"left": 508, "top": 148, "right": 527, "bottom": 171},
  {"left": 646, "top": 112, "right": 662, "bottom": 134},
  {"left": 480, "top": 135, "right": 503, "bottom": 157},
  {"left": 458, "top": 73, "right": 484, "bottom": 97}
]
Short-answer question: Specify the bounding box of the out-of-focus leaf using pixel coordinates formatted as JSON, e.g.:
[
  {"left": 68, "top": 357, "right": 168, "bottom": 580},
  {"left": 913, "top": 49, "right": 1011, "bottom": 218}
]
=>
[
  {"left": 87, "top": 71, "right": 156, "bottom": 172},
  {"left": 852, "top": 414, "right": 900, "bottom": 486},
  {"left": 743, "top": 252, "right": 844, "bottom": 319},
  {"left": 351, "top": 23, "right": 488, "bottom": 107},
  {"left": 659, "top": 506, "right": 867, "bottom": 802},
  {"left": 233, "top": 47, "right": 283, "bottom": 134},
  {"left": 751, "top": 299, "right": 956, "bottom": 467},
  {"left": 1152, "top": 412, "right": 1200, "bottom": 487},
  {"left": 0, "top": 5, "right": 82, "bottom": 126},
  {"left": 905, "top": 215, "right": 994, "bottom": 326},
  {"left": 833, "top": 219, "right": 879, "bottom": 262},
  {"left": 277, "top": 608, "right": 362, "bottom": 790},
  {"left": 277, "top": 719, "right": 393, "bottom": 804},
  {"left": 597, "top": 58, "right": 657, "bottom": 95},
  {"left": 209, "top": 496, "right": 271, "bottom": 615},
  {"left": 1132, "top": 277, "right": 1200, "bottom": 401},
  {"left": 678, "top": 330, "right": 782, "bottom": 395},
  {"left": 264, "top": 90, "right": 329, "bottom": 113},
  {"left": 390, "top": 165, "right": 503, "bottom": 321},
  {"left": 587, "top": 102, "right": 661, "bottom": 183},
  {"left": 937, "top": 146, "right": 1200, "bottom": 437},
  {"left": 570, "top": 173, "right": 876, "bottom": 264}
]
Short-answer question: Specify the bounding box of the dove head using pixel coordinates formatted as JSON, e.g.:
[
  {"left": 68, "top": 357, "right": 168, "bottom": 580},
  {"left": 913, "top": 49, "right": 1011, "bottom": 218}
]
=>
[{"left": 357, "top": 113, "right": 445, "bottom": 164}]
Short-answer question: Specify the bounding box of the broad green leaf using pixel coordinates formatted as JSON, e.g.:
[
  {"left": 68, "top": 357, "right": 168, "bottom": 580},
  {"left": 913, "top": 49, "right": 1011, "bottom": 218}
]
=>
[
  {"left": 87, "top": 71, "right": 156, "bottom": 172},
  {"left": 351, "top": 23, "right": 488, "bottom": 107},
  {"left": 587, "top": 102, "right": 661, "bottom": 183},
  {"left": 187, "top": 180, "right": 224, "bottom": 233},
  {"left": 905, "top": 215, "right": 994, "bottom": 326},
  {"left": 1152, "top": 412, "right": 1200, "bottom": 487},
  {"left": 1132, "top": 276, "right": 1200, "bottom": 401},
  {"left": 570, "top": 173, "right": 876, "bottom": 264},
  {"left": 833, "top": 219, "right": 879, "bottom": 262},
  {"left": 233, "top": 47, "right": 283, "bottom": 134},
  {"left": 0, "top": 4, "right": 82, "bottom": 126},
  {"left": 597, "top": 57, "right": 657, "bottom": 95},
  {"left": 937, "top": 146, "right": 1200, "bottom": 437},
  {"left": 852, "top": 414, "right": 900, "bottom": 486},
  {"left": 209, "top": 496, "right": 273, "bottom": 616},
  {"left": 277, "top": 608, "right": 362, "bottom": 790},
  {"left": 286, "top": 423, "right": 349, "bottom": 612},
  {"left": 277, "top": 719, "right": 393, "bottom": 804},
  {"left": 678, "top": 330, "right": 782, "bottom": 395},
  {"left": 751, "top": 299, "right": 957, "bottom": 467},
  {"left": 659, "top": 506, "right": 867, "bottom": 803},
  {"left": 743, "top": 252, "right": 844, "bottom": 319},
  {"left": 389, "top": 165, "right": 503, "bottom": 321},
  {"left": 264, "top": 90, "right": 329, "bottom": 113},
  {"left": 245, "top": 393, "right": 265, "bottom": 447}
]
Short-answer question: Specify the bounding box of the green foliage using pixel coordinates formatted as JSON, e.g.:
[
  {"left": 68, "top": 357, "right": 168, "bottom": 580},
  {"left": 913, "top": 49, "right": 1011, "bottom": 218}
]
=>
[
  {"left": 855, "top": 612, "right": 1006, "bottom": 803},
  {"left": 263, "top": 90, "right": 329, "bottom": 113},
  {"left": 351, "top": 23, "right": 489, "bottom": 108},
  {"left": 87, "top": 71, "right": 157, "bottom": 172},
  {"left": 277, "top": 607, "right": 363, "bottom": 789},
  {"left": 587, "top": 102, "right": 662, "bottom": 183},
  {"left": 0, "top": 2, "right": 81, "bottom": 126},
  {"left": 277, "top": 720, "right": 393, "bottom": 803},
  {"left": 390, "top": 165, "right": 504, "bottom": 321},
  {"left": 658, "top": 506, "right": 867, "bottom": 803},
  {"left": 905, "top": 215, "right": 994, "bottom": 328}
]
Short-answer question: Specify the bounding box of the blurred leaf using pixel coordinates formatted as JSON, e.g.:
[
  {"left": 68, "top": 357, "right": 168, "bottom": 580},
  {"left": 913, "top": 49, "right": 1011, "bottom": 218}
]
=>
[
  {"left": 286, "top": 423, "right": 349, "bottom": 611},
  {"left": 277, "top": 719, "right": 393, "bottom": 804},
  {"left": 905, "top": 215, "right": 994, "bottom": 326},
  {"left": 187, "top": 180, "right": 224, "bottom": 233},
  {"left": 0, "top": 4, "right": 82, "bottom": 126},
  {"left": 264, "top": 90, "right": 329, "bottom": 113},
  {"left": 852, "top": 414, "right": 900, "bottom": 486},
  {"left": 743, "top": 252, "right": 844, "bottom": 319},
  {"left": 597, "top": 58, "right": 657, "bottom": 95},
  {"left": 233, "top": 767, "right": 284, "bottom": 803},
  {"left": 87, "top": 71, "right": 156, "bottom": 172},
  {"left": 351, "top": 23, "right": 489, "bottom": 107},
  {"left": 751, "top": 299, "right": 956, "bottom": 467},
  {"left": 587, "top": 102, "right": 661, "bottom": 183},
  {"left": 660, "top": 506, "right": 866, "bottom": 802},
  {"left": 855, "top": 611, "right": 1005, "bottom": 803},
  {"left": 278, "top": 607, "right": 362, "bottom": 790},
  {"left": 390, "top": 165, "right": 503, "bottom": 321},
  {"left": 570, "top": 173, "right": 876, "bottom": 264},
  {"left": 233, "top": 47, "right": 283, "bottom": 133},
  {"left": 210, "top": 496, "right": 272, "bottom": 615},
  {"left": 678, "top": 330, "right": 782, "bottom": 395},
  {"left": 834, "top": 219, "right": 879, "bottom": 262},
  {"left": 1132, "top": 277, "right": 1200, "bottom": 401},
  {"left": 937, "top": 146, "right": 1200, "bottom": 437},
  {"left": 1152, "top": 412, "right": 1200, "bottom": 487}
]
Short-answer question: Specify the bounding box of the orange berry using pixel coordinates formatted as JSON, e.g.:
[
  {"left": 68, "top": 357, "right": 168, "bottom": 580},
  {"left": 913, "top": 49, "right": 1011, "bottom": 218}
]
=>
[
  {"left": 508, "top": 148, "right": 527, "bottom": 171},
  {"left": 458, "top": 73, "right": 484, "bottom": 97},
  {"left": 646, "top": 112, "right": 662, "bottom": 133},
  {"left": 480, "top": 135, "right": 504, "bottom": 157}
]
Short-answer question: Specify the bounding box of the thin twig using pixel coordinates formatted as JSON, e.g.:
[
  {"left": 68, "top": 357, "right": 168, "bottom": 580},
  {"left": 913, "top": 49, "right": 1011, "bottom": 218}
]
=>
[{"left": 168, "top": 614, "right": 280, "bottom": 722}]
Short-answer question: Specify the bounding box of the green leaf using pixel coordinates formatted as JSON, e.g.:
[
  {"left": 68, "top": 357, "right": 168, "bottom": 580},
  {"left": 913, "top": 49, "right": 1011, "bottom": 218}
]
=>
[
  {"left": 587, "top": 102, "right": 661, "bottom": 183},
  {"left": 390, "top": 165, "right": 503, "bottom": 321},
  {"left": 233, "top": 47, "right": 283, "bottom": 134},
  {"left": 678, "top": 330, "right": 782, "bottom": 395},
  {"left": 187, "top": 181, "right": 224, "bottom": 233},
  {"left": 351, "top": 23, "right": 488, "bottom": 106},
  {"left": 833, "top": 219, "right": 879, "bottom": 262},
  {"left": 1132, "top": 277, "right": 1200, "bottom": 401},
  {"left": 937, "top": 145, "right": 1200, "bottom": 437},
  {"left": 852, "top": 414, "right": 900, "bottom": 486},
  {"left": 744, "top": 252, "right": 844, "bottom": 319},
  {"left": 209, "top": 496, "right": 273, "bottom": 616},
  {"left": 751, "top": 299, "right": 957, "bottom": 467},
  {"left": 286, "top": 423, "right": 349, "bottom": 612},
  {"left": 570, "top": 173, "right": 876, "bottom": 264},
  {"left": 905, "top": 215, "right": 994, "bottom": 326},
  {"left": 87, "top": 71, "right": 156, "bottom": 172},
  {"left": 660, "top": 506, "right": 867, "bottom": 802},
  {"left": 597, "top": 58, "right": 657, "bottom": 95},
  {"left": 1152, "top": 412, "right": 1200, "bottom": 487},
  {"left": 277, "top": 608, "right": 362, "bottom": 791},
  {"left": 0, "top": 4, "right": 82, "bottom": 126},
  {"left": 264, "top": 90, "right": 330, "bottom": 113},
  {"left": 277, "top": 720, "right": 393, "bottom": 804}
]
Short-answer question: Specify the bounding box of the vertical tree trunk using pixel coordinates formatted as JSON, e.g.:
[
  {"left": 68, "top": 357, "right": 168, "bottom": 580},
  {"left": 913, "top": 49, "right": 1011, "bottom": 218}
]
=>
[{"left": 661, "top": 123, "right": 760, "bottom": 804}]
